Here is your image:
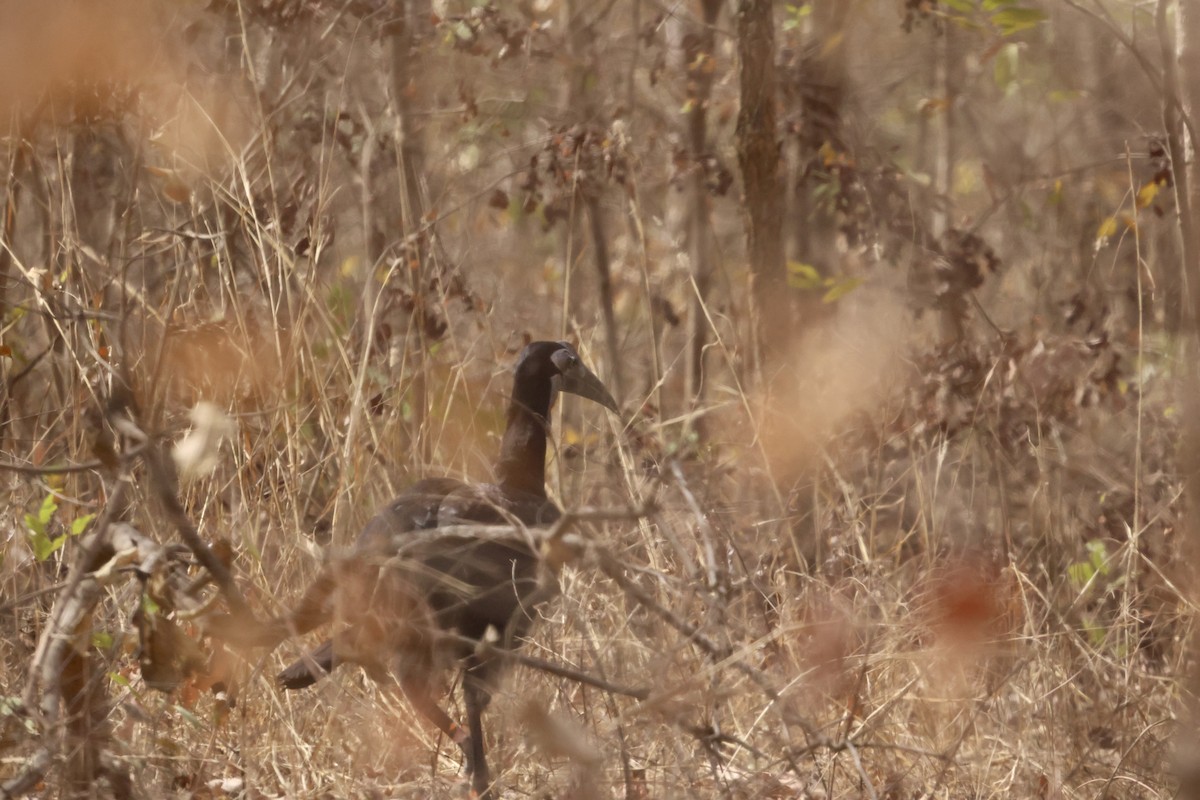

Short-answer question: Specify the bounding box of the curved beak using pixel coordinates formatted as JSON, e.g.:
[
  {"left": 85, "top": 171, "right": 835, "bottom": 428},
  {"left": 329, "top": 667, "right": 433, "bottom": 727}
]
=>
[{"left": 550, "top": 353, "right": 619, "bottom": 413}]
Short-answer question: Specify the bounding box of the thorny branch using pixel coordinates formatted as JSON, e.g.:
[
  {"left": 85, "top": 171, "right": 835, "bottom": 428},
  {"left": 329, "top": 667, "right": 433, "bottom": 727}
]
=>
[{"left": 2, "top": 476, "right": 133, "bottom": 798}]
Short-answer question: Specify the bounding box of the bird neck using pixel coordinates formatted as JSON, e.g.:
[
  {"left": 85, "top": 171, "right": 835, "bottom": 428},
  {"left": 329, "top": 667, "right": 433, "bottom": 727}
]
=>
[{"left": 495, "top": 379, "right": 553, "bottom": 496}]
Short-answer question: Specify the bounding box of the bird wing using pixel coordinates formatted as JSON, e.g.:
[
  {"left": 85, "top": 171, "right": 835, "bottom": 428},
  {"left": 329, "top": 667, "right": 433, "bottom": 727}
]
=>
[
  {"left": 281, "top": 478, "right": 560, "bottom": 685},
  {"left": 354, "top": 477, "right": 471, "bottom": 554}
]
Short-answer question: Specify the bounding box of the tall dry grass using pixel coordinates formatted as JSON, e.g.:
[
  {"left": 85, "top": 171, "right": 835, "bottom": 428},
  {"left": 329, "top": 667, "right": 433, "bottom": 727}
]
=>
[{"left": 0, "top": 2, "right": 1189, "bottom": 799}]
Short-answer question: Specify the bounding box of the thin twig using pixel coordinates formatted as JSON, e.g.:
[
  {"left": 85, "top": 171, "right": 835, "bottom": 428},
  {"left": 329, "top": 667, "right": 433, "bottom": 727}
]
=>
[
  {"left": 141, "top": 443, "right": 252, "bottom": 618},
  {"left": 468, "top": 635, "right": 650, "bottom": 700}
]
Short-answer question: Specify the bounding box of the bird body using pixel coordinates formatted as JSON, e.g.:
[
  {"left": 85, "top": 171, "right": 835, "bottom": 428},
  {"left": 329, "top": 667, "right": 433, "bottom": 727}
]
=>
[
  {"left": 278, "top": 477, "right": 559, "bottom": 687},
  {"left": 218, "top": 341, "right": 617, "bottom": 799}
]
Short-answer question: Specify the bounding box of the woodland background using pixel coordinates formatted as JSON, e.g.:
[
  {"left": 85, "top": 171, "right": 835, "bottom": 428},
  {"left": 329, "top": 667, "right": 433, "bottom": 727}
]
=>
[{"left": 0, "top": 0, "right": 1197, "bottom": 797}]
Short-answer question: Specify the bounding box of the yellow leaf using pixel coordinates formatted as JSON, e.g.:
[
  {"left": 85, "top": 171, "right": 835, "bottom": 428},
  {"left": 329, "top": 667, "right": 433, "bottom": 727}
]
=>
[
  {"left": 822, "top": 277, "right": 863, "bottom": 304},
  {"left": 819, "top": 31, "right": 845, "bottom": 59},
  {"left": 563, "top": 425, "right": 582, "bottom": 447},
  {"left": 953, "top": 160, "right": 981, "bottom": 196},
  {"left": 786, "top": 261, "right": 823, "bottom": 290},
  {"left": 1048, "top": 178, "right": 1064, "bottom": 206},
  {"left": 818, "top": 141, "right": 839, "bottom": 166},
  {"left": 1136, "top": 180, "right": 1161, "bottom": 209},
  {"left": 562, "top": 426, "right": 597, "bottom": 448},
  {"left": 1096, "top": 216, "right": 1118, "bottom": 240}
]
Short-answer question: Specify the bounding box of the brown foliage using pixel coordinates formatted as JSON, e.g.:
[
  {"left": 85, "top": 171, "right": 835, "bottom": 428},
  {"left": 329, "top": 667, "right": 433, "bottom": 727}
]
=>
[{"left": 0, "top": 2, "right": 1188, "bottom": 798}]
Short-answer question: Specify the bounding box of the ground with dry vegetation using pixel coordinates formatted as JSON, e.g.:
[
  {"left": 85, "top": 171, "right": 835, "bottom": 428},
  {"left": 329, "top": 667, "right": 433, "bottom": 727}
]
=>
[
  {"left": 0, "top": 272, "right": 1186, "bottom": 799},
  {"left": 0, "top": 1, "right": 1193, "bottom": 798}
]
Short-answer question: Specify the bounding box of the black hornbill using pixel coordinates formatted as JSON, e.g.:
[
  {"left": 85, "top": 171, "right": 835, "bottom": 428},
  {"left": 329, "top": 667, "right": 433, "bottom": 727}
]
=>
[{"left": 216, "top": 341, "right": 617, "bottom": 799}]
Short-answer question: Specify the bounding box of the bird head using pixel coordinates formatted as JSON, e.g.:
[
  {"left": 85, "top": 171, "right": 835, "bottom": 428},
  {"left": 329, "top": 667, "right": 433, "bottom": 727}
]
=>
[{"left": 516, "top": 340, "right": 618, "bottom": 414}]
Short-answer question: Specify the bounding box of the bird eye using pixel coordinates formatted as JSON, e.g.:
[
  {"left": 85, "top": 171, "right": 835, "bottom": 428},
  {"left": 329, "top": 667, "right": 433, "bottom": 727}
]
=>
[{"left": 550, "top": 347, "right": 580, "bottom": 374}]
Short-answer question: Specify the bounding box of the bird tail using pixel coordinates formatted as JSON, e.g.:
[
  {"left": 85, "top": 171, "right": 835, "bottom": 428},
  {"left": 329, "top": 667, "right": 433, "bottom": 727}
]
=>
[{"left": 277, "top": 639, "right": 336, "bottom": 689}]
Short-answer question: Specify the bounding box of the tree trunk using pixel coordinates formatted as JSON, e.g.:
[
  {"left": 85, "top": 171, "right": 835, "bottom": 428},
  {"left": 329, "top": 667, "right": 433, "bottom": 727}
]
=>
[
  {"left": 790, "top": 2, "right": 851, "bottom": 331},
  {"left": 736, "top": 0, "right": 788, "bottom": 356},
  {"left": 1174, "top": 1, "right": 1200, "bottom": 321},
  {"left": 387, "top": 0, "right": 431, "bottom": 467},
  {"left": 1159, "top": 0, "right": 1190, "bottom": 331},
  {"left": 1172, "top": 3, "right": 1200, "bottom": 793},
  {"left": 387, "top": 0, "right": 428, "bottom": 244},
  {"left": 684, "top": 0, "right": 722, "bottom": 427},
  {"left": 930, "top": 24, "right": 957, "bottom": 242},
  {"left": 931, "top": 23, "right": 965, "bottom": 344}
]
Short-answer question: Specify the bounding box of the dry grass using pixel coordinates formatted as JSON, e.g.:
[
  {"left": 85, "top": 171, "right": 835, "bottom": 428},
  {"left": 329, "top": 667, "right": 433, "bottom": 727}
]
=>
[
  {"left": 0, "top": 2, "right": 1190, "bottom": 799},
  {"left": 0, "top": 277, "right": 1184, "bottom": 798}
]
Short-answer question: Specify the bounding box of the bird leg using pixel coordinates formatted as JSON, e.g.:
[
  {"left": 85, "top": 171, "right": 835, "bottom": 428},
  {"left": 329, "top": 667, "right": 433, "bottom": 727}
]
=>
[
  {"left": 462, "top": 676, "right": 493, "bottom": 800},
  {"left": 395, "top": 674, "right": 499, "bottom": 799},
  {"left": 396, "top": 676, "right": 469, "bottom": 746}
]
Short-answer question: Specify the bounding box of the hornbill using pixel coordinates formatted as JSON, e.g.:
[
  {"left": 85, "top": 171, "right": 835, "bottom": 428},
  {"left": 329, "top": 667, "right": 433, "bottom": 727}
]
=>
[{"left": 213, "top": 340, "right": 617, "bottom": 799}]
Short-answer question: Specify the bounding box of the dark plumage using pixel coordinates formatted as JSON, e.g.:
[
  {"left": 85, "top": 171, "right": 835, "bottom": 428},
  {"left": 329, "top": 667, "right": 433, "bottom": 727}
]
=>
[{"left": 219, "top": 341, "right": 617, "bottom": 799}]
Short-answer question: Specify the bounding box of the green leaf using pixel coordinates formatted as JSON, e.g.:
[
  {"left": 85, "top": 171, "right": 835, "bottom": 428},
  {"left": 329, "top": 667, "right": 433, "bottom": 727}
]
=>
[
  {"left": 26, "top": 494, "right": 64, "bottom": 561},
  {"left": 786, "top": 261, "right": 823, "bottom": 290},
  {"left": 993, "top": 42, "right": 1020, "bottom": 94},
  {"left": 1087, "top": 540, "right": 1109, "bottom": 575},
  {"left": 71, "top": 513, "right": 96, "bottom": 536},
  {"left": 991, "top": 7, "right": 1047, "bottom": 35},
  {"left": 141, "top": 594, "right": 161, "bottom": 616},
  {"left": 91, "top": 631, "right": 114, "bottom": 649},
  {"left": 942, "top": 0, "right": 976, "bottom": 12},
  {"left": 822, "top": 277, "right": 863, "bottom": 303},
  {"left": 0, "top": 696, "right": 35, "bottom": 734},
  {"left": 1047, "top": 89, "right": 1083, "bottom": 103},
  {"left": 1067, "top": 561, "right": 1094, "bottom": 590},
  {"left": 29, "top": 531, "right": 67, "bottom": 562},
  {"left": 25, "top": 494, "right": 58, "bottom": 537},
  {"left": 782, "top": 2, "right": 811, "bottom": 29}
]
